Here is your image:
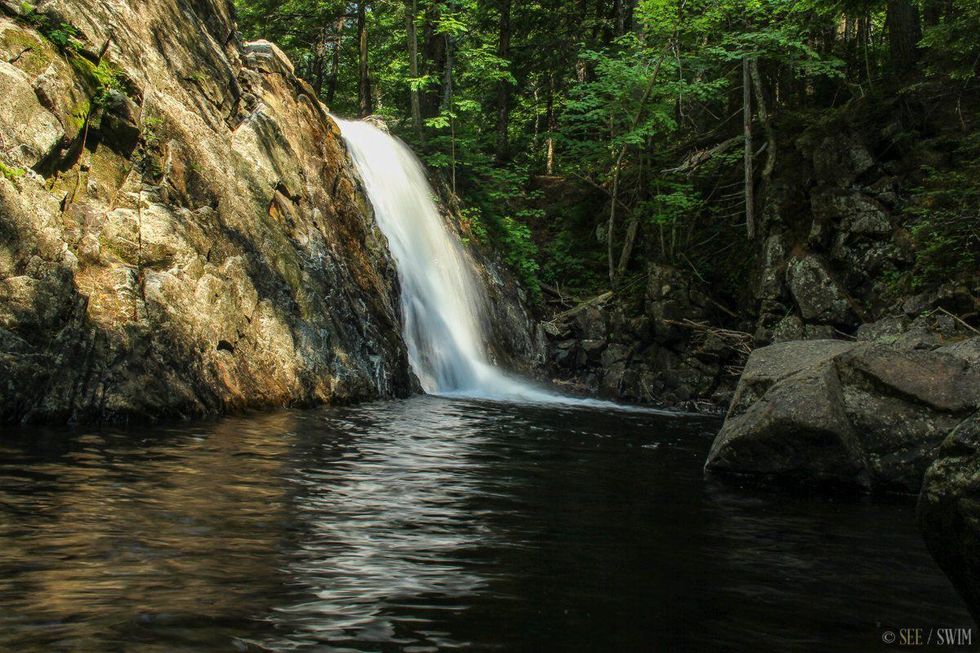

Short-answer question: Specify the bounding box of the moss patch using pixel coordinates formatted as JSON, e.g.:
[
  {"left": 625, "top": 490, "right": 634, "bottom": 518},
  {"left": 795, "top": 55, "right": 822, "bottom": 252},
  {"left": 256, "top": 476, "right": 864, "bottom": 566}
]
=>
[{"left": 0, "top": 161, "right": 26, "bottom": 182}]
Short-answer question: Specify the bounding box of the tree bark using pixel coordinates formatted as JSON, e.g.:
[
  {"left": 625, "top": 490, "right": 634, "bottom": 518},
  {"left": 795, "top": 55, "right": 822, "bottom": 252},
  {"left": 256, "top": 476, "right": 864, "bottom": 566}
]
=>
[
  {"left": 405, "top": 0, "right": 423, "bottom": 137},
  {"left": 357, "top": 0, "right": 372, "bottom": 117},
  {"left": 420, "top": 2, "right": 446, "bottom": 118},
  {"left": 886, "top": 0, "right": 922, "bottom": 74},
  {"left": 441, "top": 33, "right": 454, "bottom": 111},
  {"left": 743, "top": 56, "right": 755, "bottom": 241},
  {"left": 494, "top": 0, "right": 512, "bottom": 162},
  {"left": 749, "top": 59, "right": 776, "bottom": 182},
  {"left": 326, "top": 15, "right": 345, "bottom": 105},
  {"left": 545, "top": 73, "right": 556, "bottom": 174}
]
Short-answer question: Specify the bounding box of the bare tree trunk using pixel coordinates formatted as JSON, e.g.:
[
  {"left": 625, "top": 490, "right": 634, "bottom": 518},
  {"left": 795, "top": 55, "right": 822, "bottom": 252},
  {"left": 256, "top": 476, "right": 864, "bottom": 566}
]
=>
[
  {"left": 749, "top": 59, "right": 776, "bottom": 182},
  {"left": 405, "top": 0, "right": 423, "bottom": 137},
  {"left": 886, "top": 0, "right": 921, "bottom": 74},
  {"left": 750, "top": 58, "right": 776, "bottom": 231},
  {"left": 545, "top": 73, "right": 555, "bottom": 174},
  {"left": 310, "top": 28, "right": 326, "bottom": 96},
  {"left": 743, "top": 56, "right": 755, "bottom": 241},
  {"left": 495, "top": 0, "right": 512, "bottom": 162},
  {"left": 443, "top": 32, "right": 456, "bottom": 192},
  {"left": 420, "top": 2, "right": 445, "bottom": 118},
  {"left": 357, "top": 0, "right": 372, "bottom": 117},
  {"left": 614, "top": 0, "right": 624, "bottom": 36},
  {"left": 326, "top": 15, "right": 344, "bottom": 105},
  {"left": 441, "top": 33, "right": 454, "bottom": 111}
]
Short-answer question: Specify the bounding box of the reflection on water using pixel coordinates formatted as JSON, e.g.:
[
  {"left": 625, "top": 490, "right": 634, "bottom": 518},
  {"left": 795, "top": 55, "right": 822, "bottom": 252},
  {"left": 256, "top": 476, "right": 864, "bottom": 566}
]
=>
[{"left": 0, "top": 396, "right": 972, "bottom": 652}]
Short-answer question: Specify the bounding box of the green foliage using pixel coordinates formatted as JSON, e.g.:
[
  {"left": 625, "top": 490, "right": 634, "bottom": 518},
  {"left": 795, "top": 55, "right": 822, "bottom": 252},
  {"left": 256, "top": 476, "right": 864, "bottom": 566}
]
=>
[
  {"left": 920, "top": 0, "right": 980, "bottom": 81},
  {"left": 68, "top": 54, "right": 128, "bottom": 108},
  {"left": 21, "top": 4, "right": 81, "bottom": 52},
  {"left": 905, "top": 139, "right": 980, "bottom": 287},
  {"left": 233, "top": 0, "right": 978, "bottom": 305}
]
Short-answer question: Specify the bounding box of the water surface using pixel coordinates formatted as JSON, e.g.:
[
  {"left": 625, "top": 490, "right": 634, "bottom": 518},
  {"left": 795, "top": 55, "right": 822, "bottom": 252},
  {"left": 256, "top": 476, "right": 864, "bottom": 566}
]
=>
[{"left": 0, "top": 396, "right": 971, "bottom": 652}]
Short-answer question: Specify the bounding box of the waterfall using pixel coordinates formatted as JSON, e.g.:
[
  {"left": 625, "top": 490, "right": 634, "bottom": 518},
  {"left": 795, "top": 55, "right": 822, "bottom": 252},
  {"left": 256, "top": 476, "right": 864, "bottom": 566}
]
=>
[{"left": 336, "top": 118, "right": 562, "bottom": 403}]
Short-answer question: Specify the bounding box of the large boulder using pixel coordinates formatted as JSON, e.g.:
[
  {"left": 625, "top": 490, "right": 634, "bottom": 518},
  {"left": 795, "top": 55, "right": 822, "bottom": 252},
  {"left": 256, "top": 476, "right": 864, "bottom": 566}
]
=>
[
  {"left": 706, "top": 338, "right": 980, "bottom": 492},
  {"left": 919, "top": 413, "right": 980, "bottom": 623}
]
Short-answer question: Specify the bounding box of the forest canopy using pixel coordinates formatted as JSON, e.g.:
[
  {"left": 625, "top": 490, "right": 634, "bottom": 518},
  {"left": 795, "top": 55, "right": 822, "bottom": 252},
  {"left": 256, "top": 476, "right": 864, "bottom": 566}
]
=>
[{"left": 234, "top": 0, "right": 979, "bottom": 305}]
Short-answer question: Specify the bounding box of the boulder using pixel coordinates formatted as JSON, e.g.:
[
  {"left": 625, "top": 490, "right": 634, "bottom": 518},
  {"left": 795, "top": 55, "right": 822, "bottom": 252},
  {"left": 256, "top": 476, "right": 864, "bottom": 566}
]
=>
[
  {"left": 918, "top": 413, "right": 980, "bottom": 623},
  {"left": 811, "top": 134, "right": 875, "bottom": 186},
  {"left": 706, "top": 338, "right": 980, "bottom": 492},
  {"left": 785, "top": 255, "right": 854, "bottom": 325}
]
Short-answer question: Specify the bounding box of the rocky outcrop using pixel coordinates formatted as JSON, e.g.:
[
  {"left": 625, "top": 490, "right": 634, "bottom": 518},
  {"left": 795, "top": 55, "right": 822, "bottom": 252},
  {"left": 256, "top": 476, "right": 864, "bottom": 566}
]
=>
[
  {"left": 0, "top": 0, "right": 417, "bottom": 423},
  {"left": 752, "top": 110, "right": 978, "bottom": 346},
  {"left": 919, "top": 412, "right": 980, "bottom": 623},
  {"left": 543, "top": 264, "right": 748, "bottom": 409},
  {"left": 705, "top": 338, "right": 980, "bottom": 492}
]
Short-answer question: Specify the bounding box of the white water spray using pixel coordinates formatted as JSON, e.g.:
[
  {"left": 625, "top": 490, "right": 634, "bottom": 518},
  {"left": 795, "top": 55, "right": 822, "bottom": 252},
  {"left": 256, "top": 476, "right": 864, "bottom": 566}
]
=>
[{"left": 336, "top": 118, "right": 648, "bottom": 410}]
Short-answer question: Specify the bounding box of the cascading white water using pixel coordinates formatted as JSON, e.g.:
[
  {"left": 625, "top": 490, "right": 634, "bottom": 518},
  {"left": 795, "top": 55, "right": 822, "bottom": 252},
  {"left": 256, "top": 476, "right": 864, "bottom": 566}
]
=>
[{"left": 336, "top": 118, "right": 565, "bottom": 403}]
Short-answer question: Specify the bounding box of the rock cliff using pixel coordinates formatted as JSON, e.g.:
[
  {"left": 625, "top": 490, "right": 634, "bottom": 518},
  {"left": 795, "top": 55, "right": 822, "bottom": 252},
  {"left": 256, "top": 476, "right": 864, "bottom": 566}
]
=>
[{"left": 0, "top": 0, "right": 420, "bottom": 423}]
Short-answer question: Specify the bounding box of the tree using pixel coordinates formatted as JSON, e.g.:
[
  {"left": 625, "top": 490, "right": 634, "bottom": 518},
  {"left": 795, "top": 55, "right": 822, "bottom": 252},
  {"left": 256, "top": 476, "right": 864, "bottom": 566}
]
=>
[
  {"left": 886, "top": 0, "right": 922, "bottom": 74},
  {"left": 358, "top": 0, "right": 372, "bottom": 116},
  {"left": 494, "top": 0, "right": 512, "bottom": 162},
  {"left": 405, "top": 0, "right": 423, "bottom": 135}
]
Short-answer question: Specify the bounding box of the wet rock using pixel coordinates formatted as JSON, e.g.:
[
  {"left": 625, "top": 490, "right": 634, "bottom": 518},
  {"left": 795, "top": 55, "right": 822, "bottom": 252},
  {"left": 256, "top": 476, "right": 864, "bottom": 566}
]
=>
[
  {"left": 706, "top": 338, "right": 980, "bottom": 492},
  {"left": 918, "top": 413, "right": 980, "bottom": 624}
]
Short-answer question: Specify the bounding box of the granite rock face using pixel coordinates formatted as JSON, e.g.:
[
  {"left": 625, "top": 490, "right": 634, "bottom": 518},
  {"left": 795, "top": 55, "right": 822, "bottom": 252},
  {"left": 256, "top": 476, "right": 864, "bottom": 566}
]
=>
[
  {"left": 706, "top": 338, "right": 980, "bottom": 492},
  {"left": 0, "top": 0, "right": 419, "bottom": 423}
]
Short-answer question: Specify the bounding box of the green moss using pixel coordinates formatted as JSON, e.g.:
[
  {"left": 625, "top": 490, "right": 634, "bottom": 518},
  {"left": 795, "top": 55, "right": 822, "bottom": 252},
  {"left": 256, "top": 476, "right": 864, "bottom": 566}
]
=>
[
  {"left": 2, "top": 28, "right": 37, "bottom": 54},
  {"left": 69, "top": 98, "right": 90, "bottom": 129},
  {"left": 67, "top": 52, "right": 130, "bottom": 108},
  {"left": 13, "top": 6, "right": 132, "bottom": 110},
  {"left": 0, "top": 161, "right": 26, "bottom": 182}
]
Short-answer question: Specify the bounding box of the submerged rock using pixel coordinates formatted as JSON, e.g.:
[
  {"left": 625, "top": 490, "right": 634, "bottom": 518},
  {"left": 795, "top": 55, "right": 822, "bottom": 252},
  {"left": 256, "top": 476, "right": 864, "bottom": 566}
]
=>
[
  {"left": 0, "top": 0, "right": 417, "bottom": 423},
  {"left": 706, "top": 338, "right": 980, "bottom": 492},
  {"left": 919, "top": 413, "right": 980, "bottom": 624}
]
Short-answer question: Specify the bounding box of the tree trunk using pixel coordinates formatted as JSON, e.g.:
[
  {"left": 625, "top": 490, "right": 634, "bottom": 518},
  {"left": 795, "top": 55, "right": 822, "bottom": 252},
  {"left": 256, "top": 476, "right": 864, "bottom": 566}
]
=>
[
  {"left": 886, "top": 0, "right": 921, "bottom": 74},
  {"left": 494, "top": 0, "right": 512, "bottom": 162},
  {"left": 545, "top": 74, "right": 556, "bottom": 174},
  {"left": 750, "top": 58, "right": 776, "bottom": 229},
  {"left": 405, "top": 0, "right": 423, "bottom": 137},
  {"left": 421, "top": 2, "right": 445, "bottom": 118},
  {"left": 357, "top": 0, "right": 372, "bottom": 117},
  {"left": 441, "top": 33, "right": 454, "bottom": 111},
  {"left": 743, "top": 57, "right": 755, "bottom": 241},
  {"left": 326, "top": 15, "right": 344, "bottom": 105},
  {"left": 749, "top": 59, "right": 776, "bottom": 181}
]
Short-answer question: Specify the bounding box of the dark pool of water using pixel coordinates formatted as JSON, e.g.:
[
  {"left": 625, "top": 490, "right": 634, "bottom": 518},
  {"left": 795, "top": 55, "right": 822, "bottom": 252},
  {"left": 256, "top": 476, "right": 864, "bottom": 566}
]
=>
[{"left": 0, "top": 396, "right": 973, "bottom": 652}]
